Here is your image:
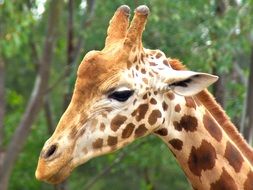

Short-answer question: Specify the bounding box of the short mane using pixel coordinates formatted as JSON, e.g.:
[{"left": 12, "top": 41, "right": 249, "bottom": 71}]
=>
[{"left": 169, "top": 59, "right": 253, "bottom": 165}]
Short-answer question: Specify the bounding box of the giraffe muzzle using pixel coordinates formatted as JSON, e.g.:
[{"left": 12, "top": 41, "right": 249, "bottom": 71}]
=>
[{"left": 36, "top": 139, "right": 74, "bottom": 184}]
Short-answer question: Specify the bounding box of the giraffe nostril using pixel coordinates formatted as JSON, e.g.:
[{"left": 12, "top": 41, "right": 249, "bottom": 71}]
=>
[{"left": 45, "top": 144, "right": 57, "bottom": 159}]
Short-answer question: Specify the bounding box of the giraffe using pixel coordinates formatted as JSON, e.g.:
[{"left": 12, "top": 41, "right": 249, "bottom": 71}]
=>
[{"left": 35, "top": 5, "right": 253, "bottom": 189}]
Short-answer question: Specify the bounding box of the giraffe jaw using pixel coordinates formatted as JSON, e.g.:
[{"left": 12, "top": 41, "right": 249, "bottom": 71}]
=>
[{"left": 35, "top": 157, "right": 74, "bottom": 184}]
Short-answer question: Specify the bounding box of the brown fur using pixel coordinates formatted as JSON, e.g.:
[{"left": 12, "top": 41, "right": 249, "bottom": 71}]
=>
[{"left": 169, "top": 58, "right": 253, "bottom": 165}]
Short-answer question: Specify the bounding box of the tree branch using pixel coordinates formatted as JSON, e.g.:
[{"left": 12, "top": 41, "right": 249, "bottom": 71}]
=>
[
  {"left": 233, "top": 61, "right": 247, "bottom": 86},
  {"left": 72, "top": 0, "right": 96, "bottom": 67},
  {"left": 0, "top": 1, "right": 63, "bottom": 189}
]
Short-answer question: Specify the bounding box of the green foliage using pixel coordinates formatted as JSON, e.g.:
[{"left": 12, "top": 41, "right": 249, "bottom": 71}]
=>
[{"left": 1, "top": 0, "right": 253, "bottom": 189}]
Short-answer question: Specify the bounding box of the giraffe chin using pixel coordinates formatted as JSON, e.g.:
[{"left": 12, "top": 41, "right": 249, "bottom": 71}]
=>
[{"left": 35, "top": 158, "right": 74, "bottom": 184}]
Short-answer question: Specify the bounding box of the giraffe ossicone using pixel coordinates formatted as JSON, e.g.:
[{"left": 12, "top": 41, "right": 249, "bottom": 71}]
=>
[{"left": 36, "top": 5, "right": 253, "bottom": 189}]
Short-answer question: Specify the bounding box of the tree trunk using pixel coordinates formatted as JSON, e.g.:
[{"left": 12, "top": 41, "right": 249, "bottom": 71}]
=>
[
  {"left": 0, "top": 57, "right": 5, "bottom": 174},
  {"left": 53, "top": 1, "right": 75, "bottom": 189},
  {"left": 245, "top": 46, "right": 253, "bottom": 144},
  {"left": 0, "top": 58, "right": 4, "bottom": 148},
  {"left": 44, "top": 96, "right": 55, "bottom": 135},
  {"left": 62, "top": 0, "right": 74, "bottom": 111},
  {"left": 212, "top": 66, "right": 226, "bottom": 107},
  {"left": 212, "top": 0, "right": 228, "bottom": 108},
  {"left": 0, "top": 1, "right": 63, "bottom": 189}
]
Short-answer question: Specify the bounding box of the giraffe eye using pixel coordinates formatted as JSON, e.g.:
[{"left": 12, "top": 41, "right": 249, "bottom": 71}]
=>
[{"left": 108, "top": 90, "right": 134, "bottom": 102}]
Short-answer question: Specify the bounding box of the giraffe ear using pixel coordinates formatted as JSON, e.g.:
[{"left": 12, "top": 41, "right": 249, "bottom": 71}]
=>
[{"left": 164, "top": 70, "right": 219, "bottom": 96}]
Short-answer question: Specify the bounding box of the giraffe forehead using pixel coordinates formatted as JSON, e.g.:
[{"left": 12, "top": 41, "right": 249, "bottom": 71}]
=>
[{"left": 75, "top": 55, "right": 125, "bottom": 97}]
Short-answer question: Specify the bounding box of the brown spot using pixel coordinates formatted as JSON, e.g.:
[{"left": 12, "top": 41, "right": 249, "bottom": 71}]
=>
[
  {"left": 155, "top": 128, "right": 168, "bottom": 136},
  {"left": 143, "top": 93, "right": 148, "bottom": 99},
  {"left": 185, "top": 97, "right": 196, "bottom": 109},
  {"left": 167, "top": 92, "right": 175, "bottom": 100},
  {"left": 155, "top": 52, "right": 162, "bottom": 59},
  {"left": 149, "top": 72, "right": 154, "bottom": 77},
  {"left": 149, "top": 62, "right": 157, "bottom": 66},
  {"left": 141, "top": 68, "right": 146, "bottom": 74},
  {"left": 107, "top": 136, "right": 118, "bottom": 146},
  {"left": 101, "top": 112, "right": 107, "bottom": 118},
  {"left": 69, "top": 127, "right": 78, "bottom": 139},
  {"left": 136, "top": 65, "right": 139, "bottom": 70},
  {"left": 143, "top": 78, "right": 148, "bottom": 84},
  {"left": 173, "top": 115, "right": 198, "bottom": 132},
  {"left": 133, "top": 56, "right": 137, "bottom": 63},
  {"left": 168, "top": 139, "right": 183, "bottom": 150},
  {"left": 133, "top": 104, "right": 149, "bottom": 122},
  {"left": 122, "top": 123, "right": 135, "bottom": 138},
  {"left": 210, "top": 168, "right": 238, "bottom": 190},
  {"left": 175, "top": 104, "right": 181, "bottom": 112},
  {"left": 244, "top": 171, "right": 253, "bottom": 190},
  {"left": 127, "top": 60, "right": 131, "bottom": 69},
  {"left": 77, "top": 127, "right": 86, "bottom": 138},
  {"left": 132, "top": 70, "right": 135, "bottom": 77},
  {"left": 148, "top": 110, "right": 162, "bottom": 125},
  {"left": 111, "top": 115, "right": 127, "bottom": 132},
  {"left": 162, "top": 101, "right": 168, "bottom": 111},
  {"left": 131, "top": 110, "right": 137, "bottom": 116},
  {"left": 203, "top": 112, "right": 222, "bottom": 142},
  {"left": 133, "top": 99, "right": 137, "bottom": 105},
  {"left": 92, "top": 138, "right": 103, "bottom": 149},
  {"left": 141, "top": 53, "right": 144, "bottom": 61},
  {"left": 82, "top": 147, "right": 88, "bottom": 154},
  {"left": 100, "top": 123, "right": 105, "bottom": 131},
  {"left": 57, "top": 135, "right": 63, "bottom": 141},
  {"left": 188, "top": 140, "right": 217, "bottom": 176},
  {"left": 150, "top": 98, "right": 157, "bottom": 105},
  {"left": 135, "top": 124, "right": 148, "bottom": 137},
  {"left": 163, "top": 59, "right": 170, "bottom": 67},
  {"left": 224, "top": 141, "right": 243, "bottom": 173},
  {"left": 154, "top": 91, "right": 158, "bottom": 95}
]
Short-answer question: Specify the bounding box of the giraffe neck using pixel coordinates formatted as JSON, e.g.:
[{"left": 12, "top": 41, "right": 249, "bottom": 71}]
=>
[{"left": 155, "top": 93, "right": 253, "bottom": 190}]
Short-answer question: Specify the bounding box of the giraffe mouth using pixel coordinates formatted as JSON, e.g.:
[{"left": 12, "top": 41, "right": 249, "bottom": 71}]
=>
[{"left": 35, "top": 158, "right": 74, "bottom": 184}]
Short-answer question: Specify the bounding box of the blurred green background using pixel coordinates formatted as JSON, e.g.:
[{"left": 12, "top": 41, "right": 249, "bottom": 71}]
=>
[{"left": 0, "top": 0, "right": 253, "bottom": 189}]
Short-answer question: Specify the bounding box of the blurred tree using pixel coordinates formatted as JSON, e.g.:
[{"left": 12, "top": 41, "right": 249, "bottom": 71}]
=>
[
  {"left": 243, "top": 45, "right": 253, "bottom": 144},
  {"left": 212, "top": 0, "right": 227, "bottom": 107},
  {"left": 0, "top": 57, "right": 4, "bottom": 171},
  {"left": 0, "top": 0, "right": 252, "bottom": 189},
  {"left": 0, "top": 0, "right": 63, "bottom": 189}
]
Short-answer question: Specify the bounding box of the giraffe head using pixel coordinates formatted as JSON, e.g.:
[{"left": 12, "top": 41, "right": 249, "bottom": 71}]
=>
[{"left": 35, "top": 5, "right": 218, "bottom": 184}]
